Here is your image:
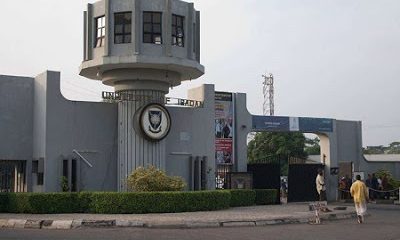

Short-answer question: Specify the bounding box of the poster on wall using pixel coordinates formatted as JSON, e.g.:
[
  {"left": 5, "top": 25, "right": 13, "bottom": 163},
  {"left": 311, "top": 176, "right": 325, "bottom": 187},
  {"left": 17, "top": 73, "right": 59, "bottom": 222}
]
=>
[{"left": 215, "top": 92, "right": 234, "bottom": 165}]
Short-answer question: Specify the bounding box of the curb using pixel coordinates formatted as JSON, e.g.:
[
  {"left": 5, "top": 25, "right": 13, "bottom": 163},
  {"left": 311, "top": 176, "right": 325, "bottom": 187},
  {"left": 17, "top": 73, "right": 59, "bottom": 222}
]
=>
[
  {"left": 0, "top": 212, "right": 357, "bottom": 230},
  {"left": 47, "top": 220, "right": 73, "bottom": 230}
]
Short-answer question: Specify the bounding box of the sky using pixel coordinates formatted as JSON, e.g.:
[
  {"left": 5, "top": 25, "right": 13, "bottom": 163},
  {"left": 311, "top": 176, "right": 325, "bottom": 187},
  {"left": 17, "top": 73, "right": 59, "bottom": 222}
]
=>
[{"left": 0, "top": 0, "right": 399, "bottom": 147}]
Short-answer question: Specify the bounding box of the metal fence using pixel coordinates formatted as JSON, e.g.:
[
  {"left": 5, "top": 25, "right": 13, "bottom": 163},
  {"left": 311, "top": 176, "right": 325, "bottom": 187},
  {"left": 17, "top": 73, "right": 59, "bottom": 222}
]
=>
[{"left": 0, "top": 160, "right": 26, "bottom": 192}]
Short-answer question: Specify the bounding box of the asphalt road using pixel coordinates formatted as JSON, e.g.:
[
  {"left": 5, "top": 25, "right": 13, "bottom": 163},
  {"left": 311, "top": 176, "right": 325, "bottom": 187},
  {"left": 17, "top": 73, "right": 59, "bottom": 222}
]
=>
[{"left": 1, "top": 207, "right": 399, "bottom": 240}]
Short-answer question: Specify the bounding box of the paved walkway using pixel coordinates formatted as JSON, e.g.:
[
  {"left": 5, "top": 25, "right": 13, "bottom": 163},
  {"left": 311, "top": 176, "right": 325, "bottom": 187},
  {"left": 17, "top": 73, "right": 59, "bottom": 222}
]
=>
[{"left": 0, "top": 203, "right": 357, "bottom": 229}]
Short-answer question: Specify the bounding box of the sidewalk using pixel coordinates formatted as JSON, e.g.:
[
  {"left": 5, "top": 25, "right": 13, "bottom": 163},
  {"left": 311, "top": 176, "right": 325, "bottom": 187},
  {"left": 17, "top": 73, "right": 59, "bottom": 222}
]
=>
[{"left": 0, "top": 203, "right": 356, "bottom": 230}]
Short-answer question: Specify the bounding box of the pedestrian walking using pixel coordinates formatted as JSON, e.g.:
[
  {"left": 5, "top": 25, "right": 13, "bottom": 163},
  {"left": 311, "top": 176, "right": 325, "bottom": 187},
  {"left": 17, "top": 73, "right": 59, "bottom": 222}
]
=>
[
  {"left": 281, "top": 179, "right": 287, "bottom": 198},
  {"left": 350, "top": 174, "right": 369, "bottom": 224},
  {"left": 366, "top": 174, "right": 373, "bottom": 201},
  {"left": 371, "top": 173, "right": 379, "bottom": 200},
  {"left": 339, "top": 177, "right": 347, "bottom": 200},
  {"left": 344, "top": 175, "right": 352, "bottom": 199},
  {"left": 316, "top": 169, "right": 326, "bottom": 201}
]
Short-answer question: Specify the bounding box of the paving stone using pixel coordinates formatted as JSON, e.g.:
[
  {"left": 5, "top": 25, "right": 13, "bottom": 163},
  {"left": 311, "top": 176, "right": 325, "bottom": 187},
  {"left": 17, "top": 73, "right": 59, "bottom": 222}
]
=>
[
  {"left": 297, "top": 218, "right": 310, "bottom": 223},
  {"left": 41, "top": 220, "right": 53, "bottom": 229},
  {"left": 71, "top": 220, "right": 83, "bottom": 229},
  {"left": 24, "top": 220, "right": 43, "bottom": 229},
  {"left": 0, "top": 219, "right": 8, "bottom": 228},
  {"left": 326, "top": 214, "right": 338, "bottom": 220},
  {"left": 82, "top": 220, "right": 115, "bottom": 228},
  {"left": 115, "top": 220, "right": 144, "bottom": 227},
  {"left": 185, "top": 222, "right": 221, "bottom": 228},
  {"left": 222, "top": 221, "right": 256, "bottom": 227},
  {"left": 49, "top": 220, "right": 73, "bottom": 229},
  {"left": 144, "top": 222, "right": 188, "bottom": 229},
  {"left": 8, "top": 219, "right": 27, "bottom": 229},
  {"left": 255, "top": 220, "right": 279, "bottom": 226}
]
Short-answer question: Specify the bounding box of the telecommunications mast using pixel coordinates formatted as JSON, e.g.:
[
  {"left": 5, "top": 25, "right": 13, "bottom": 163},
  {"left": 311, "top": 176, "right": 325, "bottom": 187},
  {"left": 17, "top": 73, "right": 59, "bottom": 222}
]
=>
[{"left": 262, "top": 73, "right": 274, "bottom": 116}]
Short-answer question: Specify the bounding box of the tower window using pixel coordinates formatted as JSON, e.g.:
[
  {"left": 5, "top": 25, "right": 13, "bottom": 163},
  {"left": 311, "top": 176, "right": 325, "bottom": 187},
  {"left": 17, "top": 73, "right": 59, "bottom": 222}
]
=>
[
  {"left": 143, "top": 12, "right": 162, "bottom": 44},
  {"left": 172, "top": 15, "right": 184, "bottom": 47},
  {"left": 115, "top": 12, "right": 132, "bottom": 44},
  {"left": 95, "top": 16, "right": 106, "bottom": 47}
]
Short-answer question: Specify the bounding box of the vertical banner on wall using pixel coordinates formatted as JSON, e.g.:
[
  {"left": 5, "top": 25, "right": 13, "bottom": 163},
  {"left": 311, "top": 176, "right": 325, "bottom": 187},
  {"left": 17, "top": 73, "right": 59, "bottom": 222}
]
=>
[{"left": 215, "top": 92, "right": 234, "bottom": 165}]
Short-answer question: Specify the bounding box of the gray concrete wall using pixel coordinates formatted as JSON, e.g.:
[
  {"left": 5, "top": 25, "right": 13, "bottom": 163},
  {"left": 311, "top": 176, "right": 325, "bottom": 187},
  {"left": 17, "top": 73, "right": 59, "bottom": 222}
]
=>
[
  {"left": 322, "top": 120, "right": 400, "bottom": 200},
  {"left": 35, "top": 71, "right": 118, "bottom": 192},
  {"left": 165, "top": 84, "right": 216, "bottom": 190},
  {"left": 234, "top": 93, "right": 252, "bottom": 172},
  {"left": 0, "top": 75, "right": 34, "bottom": 161},
  {"left": 33, "top": 73, "right": 47, "bottom": 161},
  {"left": 4, "top": 72, "right": 399, "bottom": 195},
  {"left": 320, "top": 130, "right": 338, "bottom": 202},
  {"left": 319, "top": 120, "right": 365, "bottom": 201},
  {"left": 328, "top": 120, "right": 400, "bottom": 185},
  {"left": 336, "top": 120, "right": 363, "bottom": 170}
]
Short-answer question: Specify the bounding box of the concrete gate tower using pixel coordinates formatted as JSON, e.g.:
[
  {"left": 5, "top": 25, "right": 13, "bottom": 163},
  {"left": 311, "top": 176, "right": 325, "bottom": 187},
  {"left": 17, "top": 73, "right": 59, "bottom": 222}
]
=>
[{"left": 79, "top": 0, "right": 204, "bottom": 191}]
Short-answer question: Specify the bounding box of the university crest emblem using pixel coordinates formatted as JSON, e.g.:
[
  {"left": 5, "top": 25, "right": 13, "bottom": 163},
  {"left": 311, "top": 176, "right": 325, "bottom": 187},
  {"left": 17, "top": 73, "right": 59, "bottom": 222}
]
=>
[
  {"left": 138, "top": 103, "right": 171, "bottom": 141},
  {"left": 149, "top": 110, "right": 162, "bottom": 133}
]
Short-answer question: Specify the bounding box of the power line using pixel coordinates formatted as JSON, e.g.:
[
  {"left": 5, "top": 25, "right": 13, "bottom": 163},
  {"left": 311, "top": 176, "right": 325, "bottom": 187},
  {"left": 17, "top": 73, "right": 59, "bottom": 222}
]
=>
[
  {"left": 61, "top": 85, "right": 99, "bottom": 98},
  {"left": 62, "top": 80, "right": 101, "bottom": 97}
]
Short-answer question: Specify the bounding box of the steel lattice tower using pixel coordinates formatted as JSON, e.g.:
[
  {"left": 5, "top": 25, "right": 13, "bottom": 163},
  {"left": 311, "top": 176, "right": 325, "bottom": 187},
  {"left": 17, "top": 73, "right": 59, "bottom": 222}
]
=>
[{"left": 262, "top": 73, "right": 274, "bottom": 116}]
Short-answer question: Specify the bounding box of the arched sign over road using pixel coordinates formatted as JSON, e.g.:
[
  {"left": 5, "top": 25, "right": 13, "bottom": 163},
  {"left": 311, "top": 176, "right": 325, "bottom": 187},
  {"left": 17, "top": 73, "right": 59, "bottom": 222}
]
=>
[{"left": 252, "top": 115, "right": 333, "bottom": 133}]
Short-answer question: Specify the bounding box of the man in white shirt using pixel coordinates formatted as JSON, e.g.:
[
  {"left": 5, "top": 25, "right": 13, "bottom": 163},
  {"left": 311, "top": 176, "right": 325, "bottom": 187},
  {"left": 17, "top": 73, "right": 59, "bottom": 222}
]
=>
[{"left": 316, "top": 169, "right": 326, "bottom": 201}]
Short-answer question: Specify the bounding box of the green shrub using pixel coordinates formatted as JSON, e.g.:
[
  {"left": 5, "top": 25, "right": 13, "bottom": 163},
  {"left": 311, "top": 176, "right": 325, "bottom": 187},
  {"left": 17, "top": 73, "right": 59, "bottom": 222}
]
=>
[
  {"left": 31, "top": 193, "right": 81, "bottom": 213},
  {"left": 0, "top": 191, "right": 231, "bottom": 214},
  {"left": 0, "top": 189, "right": 280, "bottom": 214},
  {"left": 255, "top": 189, "right": 278, "bottom": 205},
  {"left": 2, "top": 193, "right": 82, "bottom": 214},
  {"left": 77, "top": 191, "right": 93, "bottom": 213},
  {"left": 6, "top": 193, "right": 31, "bottom": 213},
  {"left": 88, "top": 191, "right": 230, "bottom": 214},
  {"left": 0, "top": 193, "right": 9, "bottom": 212},
  {"left": 0, "top": 194, "right": 9, "bottom": 213},
  {"left": 229, "top": 190, "right": 256, "bottom": 207},
  {"left": 127, "top": 166, "right": 186, "bottom": 192},
  {"left": 60, "top": 176, "right": 69, "bottom": 192}
]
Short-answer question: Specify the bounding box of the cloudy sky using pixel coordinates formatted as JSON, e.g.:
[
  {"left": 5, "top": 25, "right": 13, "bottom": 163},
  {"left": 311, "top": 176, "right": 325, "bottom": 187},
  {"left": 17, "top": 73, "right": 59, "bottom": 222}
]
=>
[{"left": 1, "top": 0, "right": 399, "bottom": 146}]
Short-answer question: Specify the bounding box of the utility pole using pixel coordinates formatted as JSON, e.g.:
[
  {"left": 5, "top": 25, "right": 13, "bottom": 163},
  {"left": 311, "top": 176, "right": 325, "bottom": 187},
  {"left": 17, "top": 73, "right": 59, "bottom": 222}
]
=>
[{"left": 262, "top": 73, "right": 274, "bottom": 116}]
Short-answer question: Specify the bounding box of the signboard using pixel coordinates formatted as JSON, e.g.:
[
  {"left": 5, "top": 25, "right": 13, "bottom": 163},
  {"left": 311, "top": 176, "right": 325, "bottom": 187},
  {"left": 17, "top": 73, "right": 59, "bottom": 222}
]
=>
[
  {"left": 252, "top": 116, "right": 290, "bottom": 132},
  {"left": 102, "top": 92, "right": 204, "bottom": 108},
  {"left": 227, "top": 172, "right": 253, "bottom": 189},
  {"left": 215, "top": 92, "right": 234, "bottom": 165},
  {"left": 299, "top": 117, "right": 333, "bottom": 132},
  {"left": 252, "top": 115, "right": 333, "bottom": 133}
]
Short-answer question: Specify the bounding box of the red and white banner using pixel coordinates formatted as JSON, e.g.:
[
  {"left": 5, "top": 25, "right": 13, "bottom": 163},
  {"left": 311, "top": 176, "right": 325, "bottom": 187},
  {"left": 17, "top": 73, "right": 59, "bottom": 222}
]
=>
[{"left": 215, "top": 92, "right": 234, "bottom": 165}]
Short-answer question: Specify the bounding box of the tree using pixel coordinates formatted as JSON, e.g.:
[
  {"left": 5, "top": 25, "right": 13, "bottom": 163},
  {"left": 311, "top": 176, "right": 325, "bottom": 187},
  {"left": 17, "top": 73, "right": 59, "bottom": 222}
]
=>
[
  {"left": 362, "top": 142, "right": 400, "bottom": 154},
  {"left": 304, "top": 137, "right": 320, "bottom": 155},
  {"left": 247, "top": 132, "right": 307, "bottom": 163},
  {"left": 363, "top": 146, "right": 385, "bottom": 154},
  {"left": 387, "top": 142, "right": 400, "bottom": 154},
  {"left": 375, "top": 169, "right": 400, "bottom": 190}
]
